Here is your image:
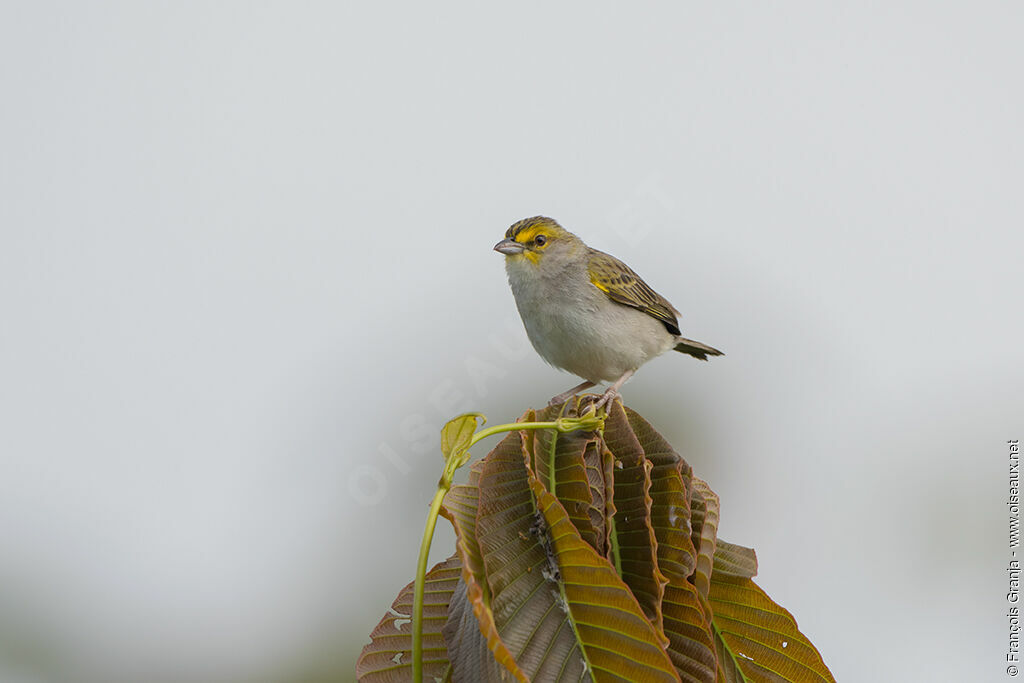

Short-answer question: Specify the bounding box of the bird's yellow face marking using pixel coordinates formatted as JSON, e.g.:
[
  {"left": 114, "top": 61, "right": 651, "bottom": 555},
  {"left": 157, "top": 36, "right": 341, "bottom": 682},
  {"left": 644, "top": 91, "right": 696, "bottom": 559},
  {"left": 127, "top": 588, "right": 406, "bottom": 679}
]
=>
[
  {"left": 513, "top": 226, "right": 550, "bottom": 264},
  {"left": 503, "top": 216, "right": 560, "bottom": 265}
]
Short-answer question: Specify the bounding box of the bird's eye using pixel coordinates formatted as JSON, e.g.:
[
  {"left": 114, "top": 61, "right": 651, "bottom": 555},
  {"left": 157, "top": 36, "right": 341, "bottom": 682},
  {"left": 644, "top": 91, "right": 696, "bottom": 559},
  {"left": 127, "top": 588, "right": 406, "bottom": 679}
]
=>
[{"left": 534, "top": 235, "right": 547, "bottom": 246}]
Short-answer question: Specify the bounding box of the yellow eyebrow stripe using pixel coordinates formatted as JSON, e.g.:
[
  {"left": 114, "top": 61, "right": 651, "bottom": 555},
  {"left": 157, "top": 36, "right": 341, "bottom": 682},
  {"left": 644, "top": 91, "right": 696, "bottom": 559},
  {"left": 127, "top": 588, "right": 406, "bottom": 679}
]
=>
[
  {"left": 505, "top": 216, "right": 560, "bottom": 241},
  {"left": 513, "top": 225, "right": 543, "bottom": 244}
]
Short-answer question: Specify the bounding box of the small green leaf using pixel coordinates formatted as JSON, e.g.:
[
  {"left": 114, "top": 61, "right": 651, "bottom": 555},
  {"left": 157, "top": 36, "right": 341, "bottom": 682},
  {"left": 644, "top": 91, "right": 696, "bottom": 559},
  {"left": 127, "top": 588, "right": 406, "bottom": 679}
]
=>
[{"left": 440, "top": 413, "right": 485, "bottom": 463}]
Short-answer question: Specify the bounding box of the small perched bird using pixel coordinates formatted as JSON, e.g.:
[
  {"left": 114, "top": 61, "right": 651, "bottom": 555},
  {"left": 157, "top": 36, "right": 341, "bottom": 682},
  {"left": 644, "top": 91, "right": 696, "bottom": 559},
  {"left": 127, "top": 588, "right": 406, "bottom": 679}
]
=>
[{"left": 494, "top": 216, "right": 722, "bottom": 408}]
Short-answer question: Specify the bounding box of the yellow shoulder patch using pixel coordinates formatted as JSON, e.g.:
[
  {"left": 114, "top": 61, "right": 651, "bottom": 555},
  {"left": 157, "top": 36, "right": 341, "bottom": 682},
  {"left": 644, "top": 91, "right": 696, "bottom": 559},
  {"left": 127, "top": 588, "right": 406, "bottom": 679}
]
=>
[{"left": 587, "top": 250, "right": 681, "bottom": 335}]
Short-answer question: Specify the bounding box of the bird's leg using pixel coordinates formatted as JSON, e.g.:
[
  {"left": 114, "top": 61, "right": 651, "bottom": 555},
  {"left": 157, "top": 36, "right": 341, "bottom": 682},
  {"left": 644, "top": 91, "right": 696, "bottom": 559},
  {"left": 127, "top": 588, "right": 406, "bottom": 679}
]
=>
[
  {"left": 548, "top": 380, "right": 596, "bottom": 407},
  {"left": 592, "top": 369, "right": 635, "bottom": 411}
]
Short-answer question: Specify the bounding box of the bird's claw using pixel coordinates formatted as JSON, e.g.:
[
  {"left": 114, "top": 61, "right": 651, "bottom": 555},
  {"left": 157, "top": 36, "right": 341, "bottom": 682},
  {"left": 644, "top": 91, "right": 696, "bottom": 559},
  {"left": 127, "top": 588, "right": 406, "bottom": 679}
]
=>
[{"left": 591, "top": 388, "right": 619, "bottom": 412}]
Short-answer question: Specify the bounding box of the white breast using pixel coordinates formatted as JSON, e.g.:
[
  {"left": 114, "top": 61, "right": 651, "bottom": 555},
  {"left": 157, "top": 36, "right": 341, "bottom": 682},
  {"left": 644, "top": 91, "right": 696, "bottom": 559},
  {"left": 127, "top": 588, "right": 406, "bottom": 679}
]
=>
[{"left": 505, "top": 258, "right": 675, "bottom": 383}]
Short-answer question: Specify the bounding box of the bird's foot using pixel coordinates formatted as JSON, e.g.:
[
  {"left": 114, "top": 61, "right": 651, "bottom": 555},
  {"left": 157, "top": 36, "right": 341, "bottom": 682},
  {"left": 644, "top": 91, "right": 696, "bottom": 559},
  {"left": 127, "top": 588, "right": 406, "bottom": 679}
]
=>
[
  {"left": 547, "top": 392, "right": 572, "bottom": 407},
  {"left": 586, "top": 369, "right": 635, "bottom": 413},
  {"left": 591, "top": 387, "right": 619, "bottom": 412}
]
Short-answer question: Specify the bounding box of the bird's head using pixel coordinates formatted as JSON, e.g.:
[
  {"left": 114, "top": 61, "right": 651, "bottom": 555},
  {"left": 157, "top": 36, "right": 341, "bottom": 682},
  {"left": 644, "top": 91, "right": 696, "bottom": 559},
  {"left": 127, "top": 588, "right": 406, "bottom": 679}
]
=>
[{"left": 493, "top": 216, "right": 581, "bottom": 267}]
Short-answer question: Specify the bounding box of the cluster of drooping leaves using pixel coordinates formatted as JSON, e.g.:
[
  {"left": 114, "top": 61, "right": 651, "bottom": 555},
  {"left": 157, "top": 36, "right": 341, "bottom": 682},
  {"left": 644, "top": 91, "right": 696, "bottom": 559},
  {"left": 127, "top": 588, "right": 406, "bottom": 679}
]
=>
[{"left": 357, "top": 399, "right": 835, "bottom": 682}]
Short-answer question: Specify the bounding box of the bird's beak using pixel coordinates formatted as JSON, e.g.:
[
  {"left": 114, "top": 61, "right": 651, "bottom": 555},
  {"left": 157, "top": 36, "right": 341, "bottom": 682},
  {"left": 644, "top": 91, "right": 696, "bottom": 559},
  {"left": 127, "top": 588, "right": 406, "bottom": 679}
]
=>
[{"left": 493, "top": 238, "right": 526, "bottom": 255}]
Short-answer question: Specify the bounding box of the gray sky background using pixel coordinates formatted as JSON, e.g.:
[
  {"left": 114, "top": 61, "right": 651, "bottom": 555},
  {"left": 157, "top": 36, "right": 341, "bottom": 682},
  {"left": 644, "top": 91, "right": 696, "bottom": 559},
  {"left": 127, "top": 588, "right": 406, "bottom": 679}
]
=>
[{"left": 1, "top": 3, "right": 1021, "bottom": 682}]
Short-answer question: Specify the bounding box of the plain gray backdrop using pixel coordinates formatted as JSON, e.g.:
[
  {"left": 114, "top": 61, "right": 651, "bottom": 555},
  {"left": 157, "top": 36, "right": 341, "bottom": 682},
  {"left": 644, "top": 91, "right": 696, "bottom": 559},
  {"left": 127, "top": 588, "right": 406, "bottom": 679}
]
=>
[{"left": 1, "top": 3, "right": 1021, "bottom": 682}]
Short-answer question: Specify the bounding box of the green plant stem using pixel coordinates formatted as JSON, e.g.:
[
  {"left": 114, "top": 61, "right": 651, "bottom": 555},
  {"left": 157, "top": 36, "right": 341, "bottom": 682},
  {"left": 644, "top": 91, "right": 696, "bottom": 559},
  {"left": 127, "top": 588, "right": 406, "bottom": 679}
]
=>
[
  {"left": 468, "top": 420, "right": 556, "bottom": 446},
  {"left": 411, "top": 413, "right": 606, "bottom": 683},
  {"left": 412, "top": 485, "right": 449, "bottom": 683},
  {"left": 546, "top": 429, "right": 558, "bottom": 496}
]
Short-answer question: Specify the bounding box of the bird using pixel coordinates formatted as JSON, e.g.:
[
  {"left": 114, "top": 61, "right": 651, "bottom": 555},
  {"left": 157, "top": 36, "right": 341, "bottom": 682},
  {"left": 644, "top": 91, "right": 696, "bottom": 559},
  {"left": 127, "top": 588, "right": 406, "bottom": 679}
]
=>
[{"left": 494, "top": 216, "right": 722, "bottom": 409}]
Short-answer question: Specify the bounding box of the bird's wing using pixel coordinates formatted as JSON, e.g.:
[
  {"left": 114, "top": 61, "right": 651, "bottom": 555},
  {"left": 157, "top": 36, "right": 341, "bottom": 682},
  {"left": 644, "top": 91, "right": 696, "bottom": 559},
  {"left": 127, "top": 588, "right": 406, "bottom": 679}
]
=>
[{"left": 586, "top": 249, "right": 681, "bottom": 335}]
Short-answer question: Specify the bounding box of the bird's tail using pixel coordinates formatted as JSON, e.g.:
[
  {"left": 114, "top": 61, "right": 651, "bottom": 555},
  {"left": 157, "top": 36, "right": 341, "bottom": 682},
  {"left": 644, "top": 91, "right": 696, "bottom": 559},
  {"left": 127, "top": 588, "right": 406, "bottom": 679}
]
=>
[{"left": 673, "top": 336, "right": 724, "bottom": 361}]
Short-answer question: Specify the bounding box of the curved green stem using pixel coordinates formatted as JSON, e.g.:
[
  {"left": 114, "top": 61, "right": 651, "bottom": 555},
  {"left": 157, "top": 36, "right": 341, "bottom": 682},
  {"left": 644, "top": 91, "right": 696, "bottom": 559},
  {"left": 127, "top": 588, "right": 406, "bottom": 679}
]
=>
[
  {"left": 411, "top": 411, "right": 607, "bottom": 682},
  {"left": 412, "top": 485, "right": 449, "bottom": 683},
  {"left": 469, "top": 420, "right": 555, "bottom": 446}
]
